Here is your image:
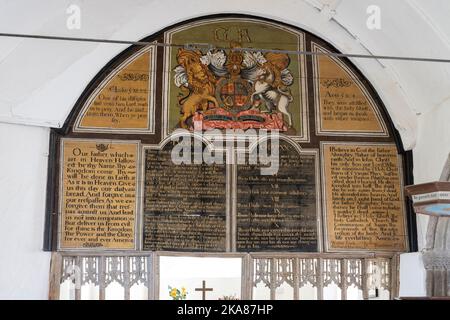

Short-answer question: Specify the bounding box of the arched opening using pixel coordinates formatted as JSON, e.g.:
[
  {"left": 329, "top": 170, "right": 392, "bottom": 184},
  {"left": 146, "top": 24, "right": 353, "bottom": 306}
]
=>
[{"left": 46, "top": 14, "right": 414, "bottom": 300}]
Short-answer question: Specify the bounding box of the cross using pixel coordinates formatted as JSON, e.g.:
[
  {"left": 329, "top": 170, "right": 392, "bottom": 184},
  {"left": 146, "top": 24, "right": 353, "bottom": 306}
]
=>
[{"left": 195, "top": 280, "right": 213, "bottom": 300}]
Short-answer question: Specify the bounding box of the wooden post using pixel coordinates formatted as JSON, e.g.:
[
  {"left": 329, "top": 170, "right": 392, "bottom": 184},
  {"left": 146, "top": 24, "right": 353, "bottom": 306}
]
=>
[
  {"left": 99, "top": 256, "right": 106, "bottom": 300},
  {"left": 152, "top": 252, "right": 160, "bottom": 300},
  {"left": 270, "top": 258, "right": 276, "bottom": 300},
  {"left": 390, "top": 255, "right": 400, "bottom": 299},
  {"left": 241, "top": 254, "right": 253, "bottom": 300},
  {"left": 293, "top": 258, "right": 300, "bottom": 300},
  {"left": 147, "top": 254, "right": 153, "bottom": 300},
  {"left": 362, "top": 259, "right": 369, "bottom": 300},
  {"left": 124, "top": 256, "right": 130, "bottom": 300},
  {"left": 48, "top": 252, "right": 62, "bottom": 300},
  {"left": 317, "top": 258, "right": 324, "bottom": 300},
  {"left": 74, "top": 256, "right": 81, "bottom": 300},
  {"left": 340, "top": 259, "right": 347, "bottom": 300}
]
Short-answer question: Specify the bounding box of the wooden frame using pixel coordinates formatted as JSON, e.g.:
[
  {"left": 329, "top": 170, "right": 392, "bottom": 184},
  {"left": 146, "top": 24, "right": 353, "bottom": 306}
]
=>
[
  {"left": 311, "top": 43, "right": 389, "bottom": 137},
  {"left": 320, "top": 141, "right": 409, "bottom": 253},
  {"left": 45, "top": 13, "right": 415, "bottom": 253},
  {"left": 57, "top": 138, "right": 142, "bottom": 251},
  {"left": 73, "top": 44, "right": 158, "bottom": 134},
  {"left": 161, "top": 17, "right": 310, "bottom": 142},
  {"left": 140, "top": 134, "right": 231, "bottom": 252},
  {"left": 237, "top": 135, "right": 322, "bottom": 252},
  {"left": 44, "top": 14, "right": 416, "bottom": 300}
]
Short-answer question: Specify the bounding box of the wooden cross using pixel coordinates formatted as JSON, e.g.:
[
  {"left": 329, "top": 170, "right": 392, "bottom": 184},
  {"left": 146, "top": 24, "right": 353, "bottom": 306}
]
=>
[{"left": 195, "top": 280, "right": 213, "bottom": 300}]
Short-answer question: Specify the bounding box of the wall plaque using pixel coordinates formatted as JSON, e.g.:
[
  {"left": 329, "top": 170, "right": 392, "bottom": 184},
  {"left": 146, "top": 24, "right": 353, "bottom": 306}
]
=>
[
  {"left": 59, "top": 139, "right": 139, "bottom": 250},
  {"left": 74, "top": 46, "right": 156, "bottom": 133},
  {"left": 312, "top": 43, "right": 388, "bottom": 136},
  {"left": 322, "top": 142, "right": 407, "bottom": 251},
  {"left": 237, "top": 141, "right": 319, "bottom": 251},
  {"left": 143, "top": 143, "right": 227, "bottom": 251},
  {"left": 49, "top": 16, "right": 413, "bottom": 255}
]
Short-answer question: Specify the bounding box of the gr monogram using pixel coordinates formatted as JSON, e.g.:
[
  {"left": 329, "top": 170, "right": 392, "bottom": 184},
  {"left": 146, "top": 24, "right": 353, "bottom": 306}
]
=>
[{"left": 214, "top": 27, "right": 251, "bottom": 43}]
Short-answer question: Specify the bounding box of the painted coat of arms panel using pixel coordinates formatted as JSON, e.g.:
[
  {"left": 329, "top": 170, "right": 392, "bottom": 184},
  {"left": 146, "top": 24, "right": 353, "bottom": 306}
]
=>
[{"left": 163, "top": 18, "right": 309, "bottom": 141}]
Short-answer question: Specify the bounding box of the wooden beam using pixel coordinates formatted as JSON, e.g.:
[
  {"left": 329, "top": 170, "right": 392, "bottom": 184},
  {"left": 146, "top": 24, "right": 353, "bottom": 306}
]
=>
[{"left": 48, "top": 252, "right": 62, "bottom": 300}]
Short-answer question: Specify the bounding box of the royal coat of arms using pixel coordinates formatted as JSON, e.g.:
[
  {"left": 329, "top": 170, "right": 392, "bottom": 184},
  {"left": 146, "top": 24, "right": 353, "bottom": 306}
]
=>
[{"left": 173, "top": 44, "right": 295, "bottom": 132}]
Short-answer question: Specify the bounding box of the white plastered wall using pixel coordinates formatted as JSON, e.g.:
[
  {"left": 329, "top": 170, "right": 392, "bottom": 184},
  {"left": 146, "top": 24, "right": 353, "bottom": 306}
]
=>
[
  {"left": 0, "top": 123, "right": 50, "bottom": 299},
  {"left": 1, "top": 0, "right": 449, "bottom": 298}
]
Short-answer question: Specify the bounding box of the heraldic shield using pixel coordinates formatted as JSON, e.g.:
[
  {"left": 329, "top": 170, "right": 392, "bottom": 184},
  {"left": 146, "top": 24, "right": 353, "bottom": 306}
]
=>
[{"left": 174, "top": 43, "right": 295, "bottom": 132}]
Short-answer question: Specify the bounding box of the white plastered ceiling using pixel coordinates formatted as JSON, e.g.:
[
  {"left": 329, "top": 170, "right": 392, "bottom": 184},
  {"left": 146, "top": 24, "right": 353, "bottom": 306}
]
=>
[{"left": 1, "top": 0, "right": 450, "bottom": 150}]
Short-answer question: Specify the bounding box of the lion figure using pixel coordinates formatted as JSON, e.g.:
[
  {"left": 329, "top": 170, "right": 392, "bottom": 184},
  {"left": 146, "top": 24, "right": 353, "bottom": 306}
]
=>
[{"left": 176, "top": 49, "right": 219, "bottom": 128}]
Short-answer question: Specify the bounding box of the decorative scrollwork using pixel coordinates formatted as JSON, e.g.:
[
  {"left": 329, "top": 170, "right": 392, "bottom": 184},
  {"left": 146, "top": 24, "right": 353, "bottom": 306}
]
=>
[
  {"left": 379, "top": 259, "right": 391, "bottom": 291},
  {"left": 105, "top": 257, "right": 125, "bottom": 286},
  {"left": 274, "top": 259, "right": 294, "bottom": 288},
  {"left": 129, "top": 256, "right": 148, "bottom": 287},
  {"left": 81, "top": 257, "right": 99, "bottom": 286},
  {"left": 299, "top": 258, "right": 318, "bottom": 287},
  {"left": 117, "top": 73, "right": 149, "bottom": 81},
  {"left": 253, "top": 259, "right": 271, "bottom": 288},
  {"left": 58, "top": 254, "right": 393, "bottom": 300},
  {"left": 345, "top": 259, "right": 362, "bottom": 289},
  {"left": 323, "top": 259, "right": 341, "bottom": 287},
  {"left": 366, "top": 259, "right": 391, "bottom": 291},
  {"left": 61, "top": 256, "right": 77, "bottom": 283},
  {"left": 320, "top": 78, "right": 352, "bottom": 88}
]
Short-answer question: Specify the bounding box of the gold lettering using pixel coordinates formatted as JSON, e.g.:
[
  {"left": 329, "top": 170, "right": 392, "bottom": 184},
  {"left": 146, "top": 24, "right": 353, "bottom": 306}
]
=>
[
  {"left": 60, "top": 140, "right": 138, "bottom": 249},
  {"left": 213, "top": 27, "right": 252, "bottom": 43},
  {"left": 323, "top": 144, "right": 406, "bottom": 251}
]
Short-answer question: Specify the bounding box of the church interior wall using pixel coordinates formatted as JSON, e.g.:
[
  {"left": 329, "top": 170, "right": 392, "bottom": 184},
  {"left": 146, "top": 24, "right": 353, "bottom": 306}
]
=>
[
  {"left": 0, "top": 123, "right": 51, "bottom": 299},
  {"left": 1, "top": 0, "right": 448, "bottom": 299}
]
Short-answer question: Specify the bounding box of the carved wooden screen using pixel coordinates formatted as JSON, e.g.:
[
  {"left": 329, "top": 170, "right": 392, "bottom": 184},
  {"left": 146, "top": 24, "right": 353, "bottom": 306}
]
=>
[
  {"left": 45, "top": 15, "right": 414, "bottom": 299},
  {"left": 53, "top": 252, "right": 398, "bottom": 300}
]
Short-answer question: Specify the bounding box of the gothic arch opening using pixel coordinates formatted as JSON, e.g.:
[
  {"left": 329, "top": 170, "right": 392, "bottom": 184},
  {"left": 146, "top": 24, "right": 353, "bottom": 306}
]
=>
[{"left": 46, "top": 14, "right": 415, "bottom": 300}]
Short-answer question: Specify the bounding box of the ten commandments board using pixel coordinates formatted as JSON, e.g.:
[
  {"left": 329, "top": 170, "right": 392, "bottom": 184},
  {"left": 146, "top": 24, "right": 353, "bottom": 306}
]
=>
[
  {"left": 237, "top": 141, "right": 319, "bottom": 251},
  {"left": 50, "top": 16, "right": 411, "bottom": 253},
  {"left": 142, "top": 143, "right": 227, "bottom": 251}
]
